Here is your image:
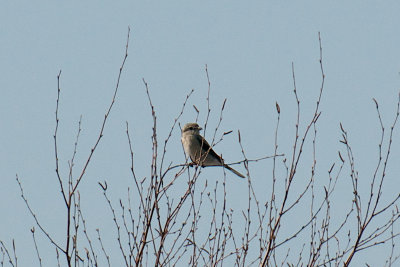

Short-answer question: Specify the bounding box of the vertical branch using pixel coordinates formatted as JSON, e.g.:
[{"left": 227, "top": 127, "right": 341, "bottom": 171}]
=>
[
  {"left": 79, "top": 204, "right": 98, "bottom": 266},
  {"left": 343, "top": 92, "right": 400, "bottom": 266},
  {"left": 371, "top": 93, "right": 400, "bottom": 216},
  {"left": 54, "top": 70, "right": 68, "bottom": 207},
  {"left": 135, "top": 79, "right": 160, "bottom": 266},
  {"left": 96, "top": 229, "right": 111, "bottom": 267},
  {"left": 17, "top": 27, "right": 131, "bottom": 267},
  {"left": 56, "top": 248, "right": 60, "bottom": 267},
  {"left": 237, "top": 130, "right": 252, "bottom": 265},
  {"left": 261, "top": 32, "right": 326, "bottom": 267},
  {"left": 68, "top": 116, "right": 82, "bottom": 193},
  {"left": 126, "top": 122, "right": 146, "bottom": 211},
  {"left": 64, "top": 26, "right": 130, "bottom": 266},
  {"left": 268, "top": 102, "right": 281, "bottom": 255},
  {"left": 214, "top": 171, "right": 228, "bottom": 265},
  {"left": 31, "top": 227, "right": 42, "bottom": 267},
  {"left": 0, "top": 241, "right": 16, "bottom": 267},
  {"left": 11, "top": 241, "right": 16, "bottom": 267},
  {"left": 189, "top": 179, "right": 199, "bottom": 265},
  {"left": 159, "top": 89, "right": 194, "bottom": 178},
  {"left": 71, "top": 26, "right": 130, "bottom": 194},
  {"left": 101, "top": 186, "right": 129, "bottom": 267},
  {"left": 365, "top": 98, "right": 385, "bottom": 221},
  {"left": 203, "top": 64, "right": 212, "bottom": 135}
]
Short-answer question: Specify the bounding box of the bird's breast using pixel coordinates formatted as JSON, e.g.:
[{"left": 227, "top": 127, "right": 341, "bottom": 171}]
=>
[{"left": 181, "top": 134, "right": 193, "bottom": 155}]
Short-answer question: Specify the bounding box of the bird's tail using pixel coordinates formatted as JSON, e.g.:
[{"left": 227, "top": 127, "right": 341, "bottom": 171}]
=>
[{"left": 224, "top": 164, "right": 245, "bottom": 178}]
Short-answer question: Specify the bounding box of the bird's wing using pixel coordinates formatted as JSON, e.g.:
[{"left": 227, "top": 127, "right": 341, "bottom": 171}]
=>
[{"left": 194, "top": 134, "right": 223, "bottom": 165}]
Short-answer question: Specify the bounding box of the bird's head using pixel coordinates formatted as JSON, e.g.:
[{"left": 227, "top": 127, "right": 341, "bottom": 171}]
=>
[{"left": 182, "top": 122, "right": 202, "bottom": 135}]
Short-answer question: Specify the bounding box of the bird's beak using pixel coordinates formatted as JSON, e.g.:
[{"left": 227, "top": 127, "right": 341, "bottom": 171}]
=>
[{"left": 198, "top": 127, "right": 202, "bottom": 130}]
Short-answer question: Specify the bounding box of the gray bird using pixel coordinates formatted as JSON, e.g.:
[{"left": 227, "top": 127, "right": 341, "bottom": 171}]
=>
[{"left": 181, "top": 122, "right": 245, "bottom": 178}]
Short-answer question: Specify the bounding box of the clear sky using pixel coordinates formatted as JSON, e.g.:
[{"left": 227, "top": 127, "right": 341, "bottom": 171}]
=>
[{"left": 1, "top": 1, "right": 400, "bottom": 266}]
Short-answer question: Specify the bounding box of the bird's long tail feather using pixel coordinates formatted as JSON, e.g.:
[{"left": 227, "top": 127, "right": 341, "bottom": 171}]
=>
[{"left": 224, "top": 164, "right": 245, "bottom": 178}]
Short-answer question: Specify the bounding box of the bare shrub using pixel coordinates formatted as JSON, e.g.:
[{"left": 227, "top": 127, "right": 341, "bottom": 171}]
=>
[{"left": 2, "top": 30, "right": 399, "bottom": 267}]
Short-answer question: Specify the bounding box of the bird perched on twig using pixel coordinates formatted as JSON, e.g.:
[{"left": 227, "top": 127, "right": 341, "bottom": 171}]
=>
[{"left": 181, "top": 122, "right": 245, "bottom": 178}]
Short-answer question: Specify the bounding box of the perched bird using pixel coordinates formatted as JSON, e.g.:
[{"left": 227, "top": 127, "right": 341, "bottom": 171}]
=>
[{"left": 181, "top": 122, "right": 245, "bottom": 178}]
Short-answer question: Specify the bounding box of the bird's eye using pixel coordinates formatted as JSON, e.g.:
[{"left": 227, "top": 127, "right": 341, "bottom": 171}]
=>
[{"left": 189, "top": 127, "right": 193, "bottom": 130}]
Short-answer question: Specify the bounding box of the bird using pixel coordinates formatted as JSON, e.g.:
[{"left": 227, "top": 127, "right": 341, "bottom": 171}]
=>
[{"left": 181, "top": 122, "right": 245, "bottom": 178}]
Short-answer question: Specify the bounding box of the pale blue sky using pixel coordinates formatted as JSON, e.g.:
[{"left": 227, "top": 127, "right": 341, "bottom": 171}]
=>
[{"left": 1, "top": 1, "right": 400, "bottom": 266}]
